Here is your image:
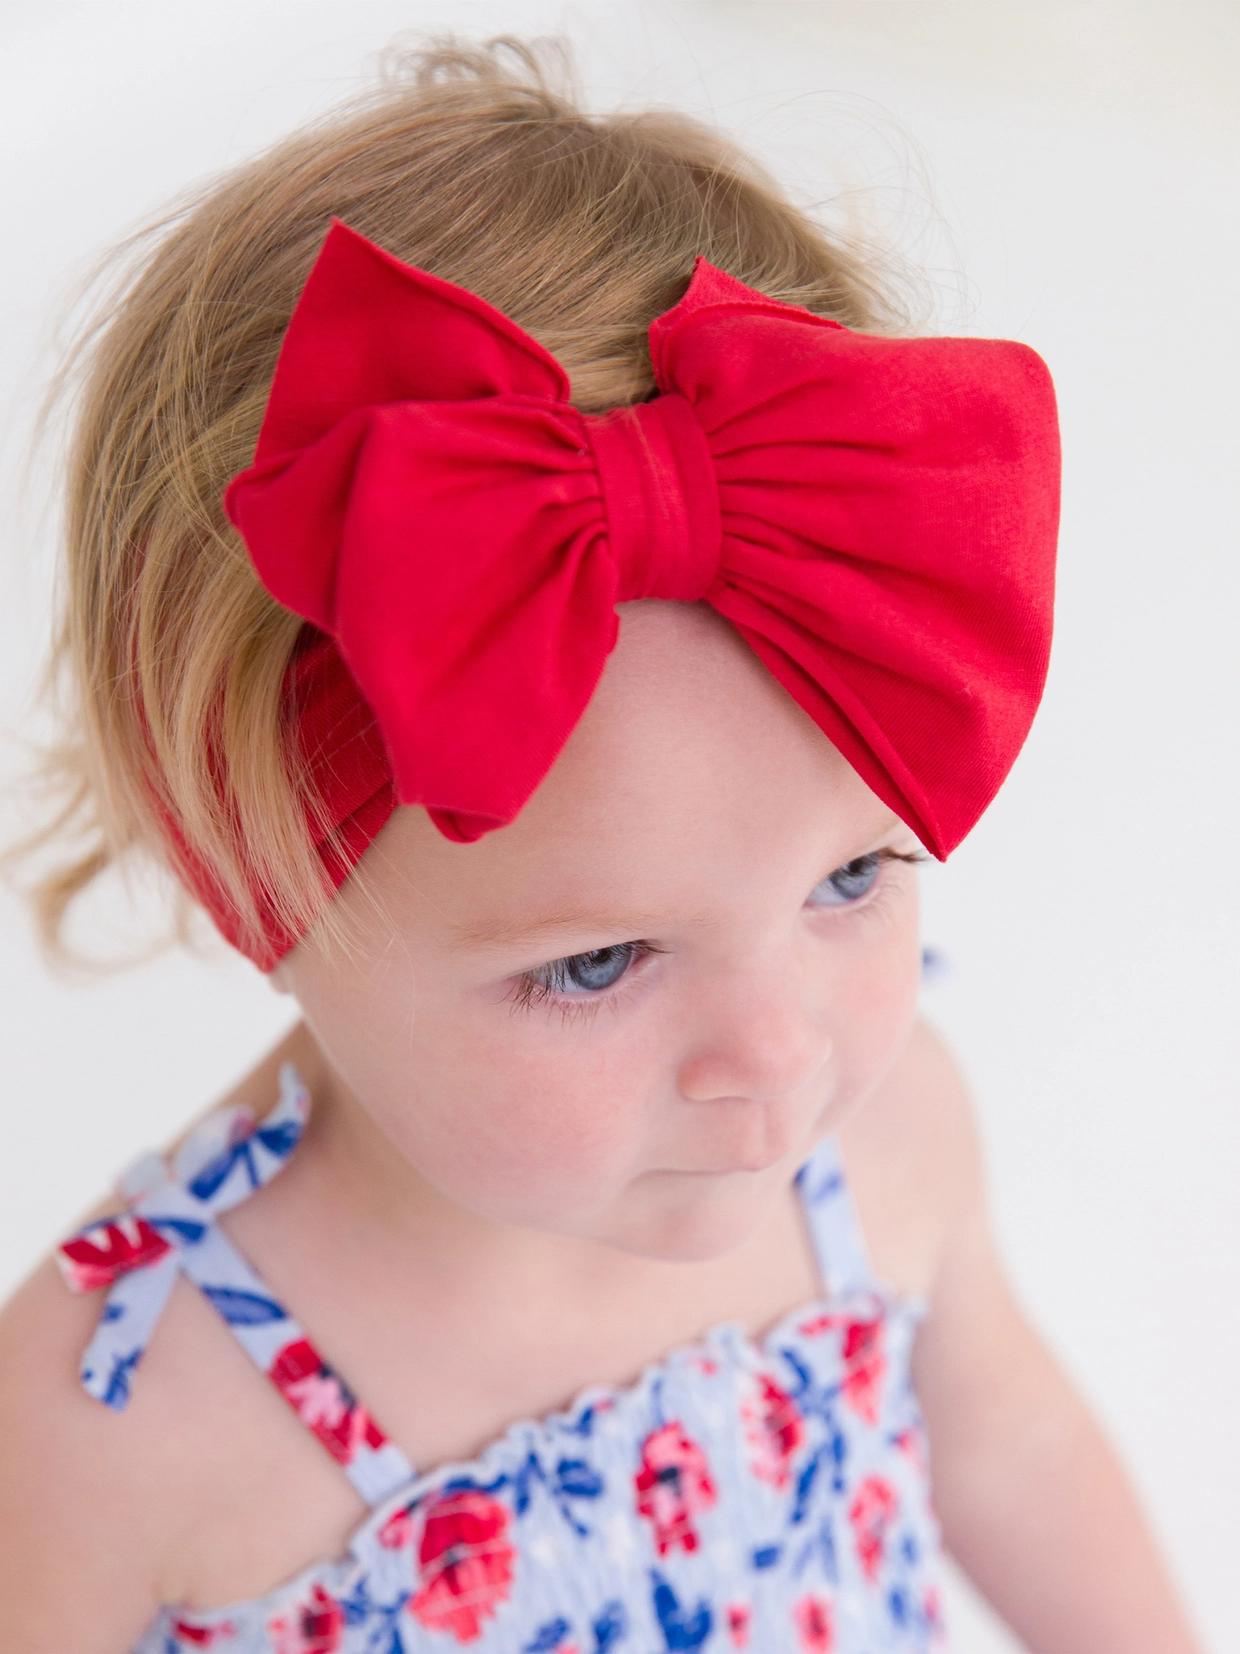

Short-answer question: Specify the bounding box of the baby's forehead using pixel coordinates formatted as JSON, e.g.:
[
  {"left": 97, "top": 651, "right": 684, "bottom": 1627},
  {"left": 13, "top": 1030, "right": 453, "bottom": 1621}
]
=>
[
  {"left": 361, "top": 608, "right": 897, "bottom": 944},
  {"left": 550, "top": 600, "right": 852, "bottom": 802}
]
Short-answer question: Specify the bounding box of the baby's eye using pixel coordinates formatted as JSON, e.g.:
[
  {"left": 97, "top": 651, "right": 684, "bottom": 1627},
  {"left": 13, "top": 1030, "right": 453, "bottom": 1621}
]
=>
[
  {"left": 533, "top": 943, "right": 642, "bottom": 996},
  {"left": 805, "top": 853, "right": 884, "bottom": 907}
]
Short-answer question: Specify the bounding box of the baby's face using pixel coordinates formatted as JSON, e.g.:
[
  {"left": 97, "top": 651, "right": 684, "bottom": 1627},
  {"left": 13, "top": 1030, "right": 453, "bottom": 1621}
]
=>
[{"left": 279, "top": 602, "right": 924, "bottom": 1261}]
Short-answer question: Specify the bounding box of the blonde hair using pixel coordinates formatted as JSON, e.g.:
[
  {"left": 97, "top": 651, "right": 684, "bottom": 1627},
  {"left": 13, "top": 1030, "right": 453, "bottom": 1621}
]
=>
[{"left": 14, "top": 37, "right": 911, "bottom": 966}]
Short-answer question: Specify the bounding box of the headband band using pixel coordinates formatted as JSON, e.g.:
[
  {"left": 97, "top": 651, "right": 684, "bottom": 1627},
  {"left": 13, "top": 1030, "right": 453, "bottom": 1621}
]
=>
[{"left": 203, "top": 221, "right": 1058, "bottom": 967}]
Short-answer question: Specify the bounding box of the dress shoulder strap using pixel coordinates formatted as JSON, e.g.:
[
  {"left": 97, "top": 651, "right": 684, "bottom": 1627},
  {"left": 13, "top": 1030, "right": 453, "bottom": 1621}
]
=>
[
  {"left": 795, "top": 1135, "right": 876, "bottom": 1297},
  {"left": 56, "top": 1064, "right": 413, "bottom": 1507}
]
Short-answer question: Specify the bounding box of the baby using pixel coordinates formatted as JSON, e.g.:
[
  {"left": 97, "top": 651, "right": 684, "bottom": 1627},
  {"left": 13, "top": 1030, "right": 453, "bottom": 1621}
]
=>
[{"left": 0, "top": 37, "right": 1199, "bottom": 1654}]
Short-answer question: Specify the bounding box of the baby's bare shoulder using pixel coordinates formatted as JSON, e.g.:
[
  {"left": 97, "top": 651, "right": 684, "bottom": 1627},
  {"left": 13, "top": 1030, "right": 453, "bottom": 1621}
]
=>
[{"left": 836, "top": 1018, "right": 984, "bottom": 1297}]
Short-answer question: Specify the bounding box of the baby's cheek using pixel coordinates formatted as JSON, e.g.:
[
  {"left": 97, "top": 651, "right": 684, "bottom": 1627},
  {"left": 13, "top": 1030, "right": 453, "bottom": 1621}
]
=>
[
  {"left": 395, "top": 1027, "right": 653, "bottom": 1225},
  {"left": 820, "top": 915, "right": 922, "bottom": 1113}
]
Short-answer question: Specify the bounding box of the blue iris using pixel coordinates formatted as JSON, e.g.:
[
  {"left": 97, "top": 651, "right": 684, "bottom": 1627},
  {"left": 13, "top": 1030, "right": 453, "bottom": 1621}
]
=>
[
  {"left": 805, "top": 854, "right": 883, "bottom": 907},
  {"left": 541, "top": 944, "right": 639, "bottom": 995}
]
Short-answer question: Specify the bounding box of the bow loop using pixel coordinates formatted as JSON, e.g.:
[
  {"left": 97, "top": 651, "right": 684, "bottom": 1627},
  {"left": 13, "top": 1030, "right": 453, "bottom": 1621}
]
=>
[
  {"left": 254, "top": 220, "right": 568, "bottom": 461},
  {"left": 646, "top": 272, "right": 1060, "bottom": 850}
]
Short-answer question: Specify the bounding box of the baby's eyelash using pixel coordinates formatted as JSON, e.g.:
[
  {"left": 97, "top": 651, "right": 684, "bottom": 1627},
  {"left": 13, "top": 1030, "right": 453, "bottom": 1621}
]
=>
[
  {"left": 511, "top": 992, "right": 609, "bottom": 1029},
  {"left": 509, "top": 941, "right": 664, "bottom": 1020}
]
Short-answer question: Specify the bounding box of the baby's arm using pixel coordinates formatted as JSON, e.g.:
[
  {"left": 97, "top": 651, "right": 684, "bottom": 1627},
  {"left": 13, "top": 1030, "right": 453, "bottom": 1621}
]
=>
[
  {"left": 0, "top": 1257, "right": 167, "bottom": 1650},
  {"left": 907, "top": 1029, "right": 1201, "bottom": 1653}
]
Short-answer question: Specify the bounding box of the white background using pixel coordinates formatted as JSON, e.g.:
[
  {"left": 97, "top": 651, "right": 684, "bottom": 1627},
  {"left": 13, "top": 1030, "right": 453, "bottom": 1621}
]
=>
[{"left": 1, "top": 5, "right": 1236, "bottom": 1651}]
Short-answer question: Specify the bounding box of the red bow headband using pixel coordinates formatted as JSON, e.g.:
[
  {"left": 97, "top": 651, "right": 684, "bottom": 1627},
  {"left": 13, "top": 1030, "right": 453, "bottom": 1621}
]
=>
[{"left": 213, "top": 221, "right": 1059, "bottom": 968}]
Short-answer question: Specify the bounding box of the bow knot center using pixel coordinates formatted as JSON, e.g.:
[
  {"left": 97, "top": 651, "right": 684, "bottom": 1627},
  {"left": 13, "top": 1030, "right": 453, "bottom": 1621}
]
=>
[{"left": 586, "top": 394, "right": 721, "bottom": 603}]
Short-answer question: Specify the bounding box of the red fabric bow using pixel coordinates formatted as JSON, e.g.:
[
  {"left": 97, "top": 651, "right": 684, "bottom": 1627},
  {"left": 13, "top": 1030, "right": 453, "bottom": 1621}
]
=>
[{"left": 217, "top": 221, "right": 1059, "bottom": 967}]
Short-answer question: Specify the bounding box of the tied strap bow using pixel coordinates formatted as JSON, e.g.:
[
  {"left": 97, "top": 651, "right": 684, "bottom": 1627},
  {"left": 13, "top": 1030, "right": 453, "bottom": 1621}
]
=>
[
  {"left": 57, "top": 1068, "right": 307, "bottom": 1307},
  {"left": 56, "top": 1066, "right": 412, "bottom": 1503},
  {"left": 57, "top": 1066, "right": 310, "bottom": 1412}
]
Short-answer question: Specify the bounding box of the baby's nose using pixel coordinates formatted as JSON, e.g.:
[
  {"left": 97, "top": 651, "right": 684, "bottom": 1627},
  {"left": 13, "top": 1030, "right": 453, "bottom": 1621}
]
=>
[{"left": 675, "top": 972, "right": 831, "bottom": 1106}]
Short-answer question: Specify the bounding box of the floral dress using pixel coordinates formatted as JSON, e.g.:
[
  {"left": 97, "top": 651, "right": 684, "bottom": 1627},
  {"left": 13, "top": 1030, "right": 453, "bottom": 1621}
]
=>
[{"left": 59, "top": 1066, "right": 946, "bottom": 1653}]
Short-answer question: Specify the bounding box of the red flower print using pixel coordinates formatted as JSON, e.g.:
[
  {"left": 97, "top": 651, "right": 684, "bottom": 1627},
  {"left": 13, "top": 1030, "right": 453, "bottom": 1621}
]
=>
[
  {"left": 378, "top": 1506, "right": 416, "bottom": 1549},
  {"left": 794, "top": 1593, "right": 835, "bottom": 1653},
  {"left": 409, "top": 1487, "right": 516, "bottom": 1642},
  {"left": 634, "top": 1421, "right": 718, "bottom": 1556},
  {"left": 171, "top": 1624, "right": 234, "bottom": 1648},
  {"left": 849, "top": 1474, "right": 899, "bottom": 1582},
  {"left": 741, "top": 1372, "right": 805, "bottom": 1493},
  {"left": 726, "top": 1602, "right": 752, "bottom": 1647},
  {"left": 795, "top": 1312, "right": 887, "bottom": 1424},
  {"left": 840, "top": 1318, "right": 885, "bottom": 1426},
  {"left": 57, "top": 1215, "right": 171, "bottom": 1293},
  {"left": 270, "top": 1338, "right": 387, "bottom": 1465},
  {"left": 267, "top": 1584, "right": 344, "bottom": 1653}
]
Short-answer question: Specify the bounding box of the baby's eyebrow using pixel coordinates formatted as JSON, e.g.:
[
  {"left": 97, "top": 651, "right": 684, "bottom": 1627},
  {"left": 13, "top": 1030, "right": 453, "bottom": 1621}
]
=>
[{"left": 450, "top": 910, "right": 667, "bottom": 950}]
